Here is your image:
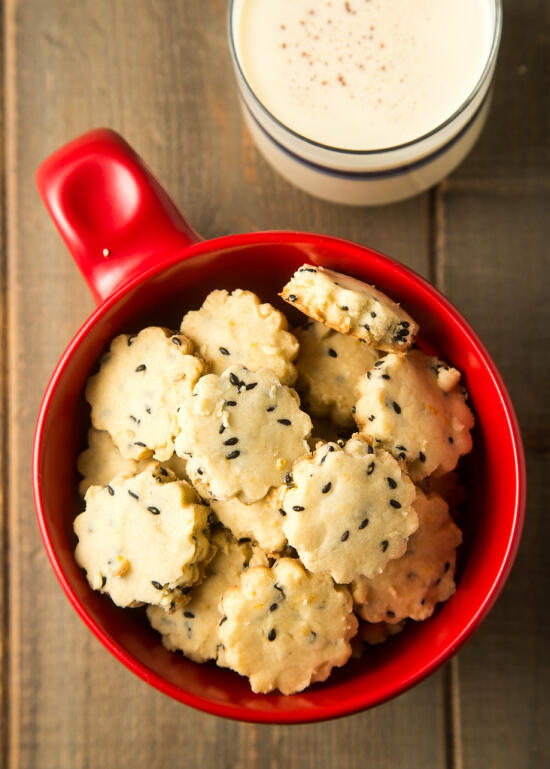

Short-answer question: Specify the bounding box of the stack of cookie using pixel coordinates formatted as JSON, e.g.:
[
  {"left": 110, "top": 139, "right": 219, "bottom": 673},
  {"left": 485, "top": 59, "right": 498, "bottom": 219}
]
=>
[{"left": 74, "top": 267, "right": 473, "bottom": 695}]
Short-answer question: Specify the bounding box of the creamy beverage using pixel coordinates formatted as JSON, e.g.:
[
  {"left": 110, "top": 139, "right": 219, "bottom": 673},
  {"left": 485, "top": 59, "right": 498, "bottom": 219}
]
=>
[{"left": 234, "top": 0, "right": 493, "bottom": 150}]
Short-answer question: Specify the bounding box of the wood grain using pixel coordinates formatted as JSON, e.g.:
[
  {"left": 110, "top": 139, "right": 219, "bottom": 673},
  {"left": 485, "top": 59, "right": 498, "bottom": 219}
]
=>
[
  {"left": 0, "top": 4, "right": 8, "bottom": 764},
  {"left": 2, "top": 0, "right": 548, "bottom": 768},
  {"left": 436, "top": 1, "right": 550, "bottom": 767},
  {"left": 3, "top": 2, "right": 445, "bottom": 769}
]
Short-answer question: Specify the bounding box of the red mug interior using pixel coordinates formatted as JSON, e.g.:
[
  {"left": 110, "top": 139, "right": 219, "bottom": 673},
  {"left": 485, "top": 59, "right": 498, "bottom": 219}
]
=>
[{"left": 33, "top": 132, "right": 525, "bottom": 724}]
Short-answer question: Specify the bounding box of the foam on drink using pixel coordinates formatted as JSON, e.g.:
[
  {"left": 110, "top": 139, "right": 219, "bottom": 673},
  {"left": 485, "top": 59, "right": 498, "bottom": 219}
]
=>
[{"left": 234, "top": 0, "right": 493, "bottom": 150}]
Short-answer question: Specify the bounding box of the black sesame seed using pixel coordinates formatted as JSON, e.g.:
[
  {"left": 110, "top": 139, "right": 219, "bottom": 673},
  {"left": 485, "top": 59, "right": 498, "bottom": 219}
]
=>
[
  {"left": 101, "top": 575, "right": 107, "bottom": 588},
  {"left": 219, "top": 347, "right": 230, "bottom": 355},
  {"left": 184, "top": 611, "right": 195, "bottom": 618},
  {"left": 371, "top": 311, "right": 377, "bottom": 318},
  {"left": 374, "top": 360, "right": 384, "bottom": 367},
  {"left": 320, "top": 454, "right": 327, "bottom": 464},
  {"left": 278, "top": 418, "right": 291, "bottom": 426},
  {"left": 389, "top": 499, "right": 402, "bottom": 509},
  {"left": 268, "top": 629, "right": 277, "bottom": 641},
  {"left": 266, "top": 405, "right": 276, "bottom": 412},
  {"left": 419, "top": 451, "right": 426, "bottom": 462},
  {"left": 130, "top": 415, "right": 139, "bottom": 423},
  {"left": 448, "top": 436, "right": 454, "bottom": 444},
  {"left": 279, "top": 508, "right": 287, "bottom": 517},
  {"left": 270, "top": 603, "right": 279, "bottom": 612},
  {"left": 322, "top": 482, "right": 332, "bottom": 493},
  {"left": 134, "top": 441, "right": 146, "bottom": 447},
  {"left": 381, "top": 374, "right": 391, "bottom": 380},
  {"left": 434, "top": 577, "right": 442, "bottom": 586},
  {"left": 368, "top": 414, "right": 375, "bottom": 422},
  {"left": 145, "top": 406, "right": 152, "bottom": 414},
  {"left": 367, "top": 444, "right": 374, "bottom": 454},
  {"left": 380, "top": 540, "right": 389, "bottom": 552},
  {"left": 292, "top": 505, "right": 305, "bottom": 511},
  {"left": 444, "top": 561, "right": 451, "bottom": 572},
  {"left": 274, "top": 583, "right": 284, "bottom": 593},
  {"left": 420, "top": 598, "right": 426, "bottom": 605},
  {"left": 407, "top": 571, "right": 416, "bottom": 579},
  {"left": 328, "top": 348, "right": 337, "bottom": 358},
  {"left": 127, "top": 335, "right": 136, "bottom": 346},
  {"left": 367, "top": 462, "right": 375, "bottom": 476},
  {"left": 351, "top": 406, "right": 356, "bottom": 414},
  {"left": 359, "top": 518, "right": 369, "bottom": 529},
  {"left": 363, "top": 323, "right": 370, "bottom": 331},
  {"left": 246, "top": 382, "right": 258, "bottom": 390},
  {"left": 225, "top": 400, "right": 237, "bottom": 407},
  {"left": 128, "top": 490, "right": 139, "bottom": 500},
  {"left": 159, "top": 467, "right": 168, "bottom": 477},
  {"left": 392, "top": 401, "right": 401, "bottom": 414},
  {"left": 386, "top": 477, "right": 397, "bottom": 489},
  {"left": 400, "top": 321, "right": 410, "bottom": 328},
  {"left": 226, "top": 450, "right": 240, "bottom": 460},
  {"left": 151, "top": 580, "right": 163, "bottom": 590},
  {"left": 171, "top": 336, "right": 182, "bottom": 346},
  {"left": 229, "top": 372, "right": 240, "bottom": 386},
  {"left": 396, "top": 444, "right": 407, "bottom": 451},
  {"left": 366, "top": 371, "right": 372, "bottom": 379},
  {"left": 223, "top": 437, "right": 239, "bottom": 446},
  {"left": 386, "top": 610, "right": 396, "bottom": 618},
  {"left": 219, "top": 616, "right": 228, "bottom": 626},
  {"left": 107, "top": 485, "right": 115, "bottom": 496},
  {"left": 219, "top": 424, "right": 226, "bottom": 434},
  {"left": 135, "top": 364, "right": 146, "bottom": 372},
  {"left": 169, "top": 601, "right": 175, "bottom": 611},
  {"left": 398, "top": 452, "right": 406, "bottom": 461},
  {"left": 341, "top": 530, "right": 350, "bottom": 542},
  {"left": 301, "top": 267, "right": 317, "bottom": 273},
  {"left": 147, "top": 506, "right": 161, "bottom": 515},
  {"left": 288, "top": 294, "right": 298, "bottom": 302},
  {"left": 328, "top": 446, "right": 335, "bottom": 452},
  {"left": 340, "top": 305, "right": 349, "bottom": 311}
]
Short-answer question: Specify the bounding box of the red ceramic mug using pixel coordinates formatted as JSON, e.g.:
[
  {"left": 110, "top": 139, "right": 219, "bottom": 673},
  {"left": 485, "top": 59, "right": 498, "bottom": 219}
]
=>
[{"left": 33, "top": 129, "right": 526, "bottom": 723}]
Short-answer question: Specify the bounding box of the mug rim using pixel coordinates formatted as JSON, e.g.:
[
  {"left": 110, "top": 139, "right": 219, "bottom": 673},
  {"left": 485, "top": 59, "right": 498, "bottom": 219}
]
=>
[{"left": 32, "top": 229, "right": 526, "bottom": 723}]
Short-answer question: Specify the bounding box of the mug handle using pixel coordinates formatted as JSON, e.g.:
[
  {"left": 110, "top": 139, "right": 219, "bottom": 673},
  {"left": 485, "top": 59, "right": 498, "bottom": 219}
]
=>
[{"left": 36, "top": 128, "right": 201, "bottom": 304}]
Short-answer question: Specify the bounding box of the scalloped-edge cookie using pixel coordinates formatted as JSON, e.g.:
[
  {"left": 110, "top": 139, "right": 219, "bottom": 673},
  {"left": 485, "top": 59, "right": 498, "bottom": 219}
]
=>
[
  {"left": 175, "top": 365, "right": 312, "bottom": 503},
  {"left": 181, "top": 289, "right": 298, "bottom": 384},
  {"left": 74, "top": 464, "right": 212, "bottom": 609},
  {"left": 280, "top": 264, "right": 418, "bottom": 352},
  {"left": 281, "top": 436, "right": 418, "bottom": 583},
  {"left": 352, "top": 489, "right": 462, "bottom": 623},
  {"left": 354, "top": 349, "right": 474, "bottom": 480},
  {"left": 219, "top": 558, "right": 358, "bottom": 694},
  {"left": 86, "top": 327, "right": 205, "bottom": 461}
]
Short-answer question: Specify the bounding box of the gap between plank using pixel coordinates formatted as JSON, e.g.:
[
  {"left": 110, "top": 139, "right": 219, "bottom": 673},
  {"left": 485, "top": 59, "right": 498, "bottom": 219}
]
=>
[{"left": 444, "top": 658, "right": 464, "bottom": 769}]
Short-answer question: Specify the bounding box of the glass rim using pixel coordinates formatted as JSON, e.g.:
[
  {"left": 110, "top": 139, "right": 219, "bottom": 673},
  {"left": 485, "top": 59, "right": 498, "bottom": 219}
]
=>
[{"left": 228, "top": 0, "right": 503, "bottom": 157}]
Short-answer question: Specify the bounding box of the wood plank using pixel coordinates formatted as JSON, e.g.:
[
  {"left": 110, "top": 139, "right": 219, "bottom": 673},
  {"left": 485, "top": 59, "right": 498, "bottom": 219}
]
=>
[
  {"left": 0, "top": 4, "right": 9, "bottom": 767},
  {"left": 435, "top": 0, "right": 550, "bottom": 766},
  {"left": 4, "top": 1, "right": 450, "bottom": 768}
]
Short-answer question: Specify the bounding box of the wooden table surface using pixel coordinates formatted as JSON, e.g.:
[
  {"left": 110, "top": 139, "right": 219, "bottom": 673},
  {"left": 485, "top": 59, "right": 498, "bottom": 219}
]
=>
[{"left": 1, "top": 1, "right": 548, "bottom": 767}]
